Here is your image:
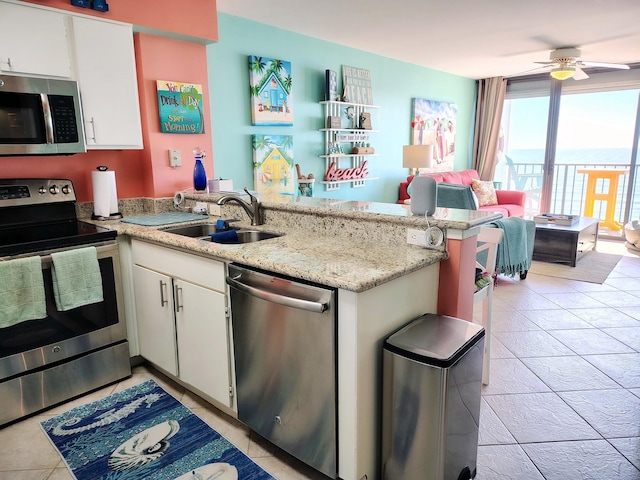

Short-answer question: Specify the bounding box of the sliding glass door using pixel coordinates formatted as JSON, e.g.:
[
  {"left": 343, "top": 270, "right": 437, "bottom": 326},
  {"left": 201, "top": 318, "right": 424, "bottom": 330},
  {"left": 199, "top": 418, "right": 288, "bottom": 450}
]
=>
[
  {"left": 497, "top": 70, "right": 640, "bottom": 237},
  {"left": 555, "top": 89, "right": 639, "bottom": 234}
]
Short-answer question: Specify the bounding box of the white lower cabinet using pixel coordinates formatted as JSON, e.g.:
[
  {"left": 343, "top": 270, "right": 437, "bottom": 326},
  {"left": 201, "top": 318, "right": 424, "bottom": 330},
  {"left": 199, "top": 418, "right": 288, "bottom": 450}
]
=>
[
  {"left": 131, "top": 240, "right": 232, "bottom": 409},
  {"left": 174, "top": 278, "right": 230, "bottom": 405},
  {"left": 132, "top": 265, "right": 178, "bottom": 376}
]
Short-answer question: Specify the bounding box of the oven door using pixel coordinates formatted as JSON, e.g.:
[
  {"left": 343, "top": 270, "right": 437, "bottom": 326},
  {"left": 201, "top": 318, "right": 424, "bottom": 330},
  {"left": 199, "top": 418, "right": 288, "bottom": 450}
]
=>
[{"left": 0, "top": 242, "right": 127, "bottom": 380}]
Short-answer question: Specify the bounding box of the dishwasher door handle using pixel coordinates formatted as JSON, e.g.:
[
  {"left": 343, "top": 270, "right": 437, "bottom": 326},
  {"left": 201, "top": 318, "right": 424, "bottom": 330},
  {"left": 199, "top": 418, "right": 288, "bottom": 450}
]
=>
[{"left": 226, "top": 275, "right": 329, "bottom": 313}]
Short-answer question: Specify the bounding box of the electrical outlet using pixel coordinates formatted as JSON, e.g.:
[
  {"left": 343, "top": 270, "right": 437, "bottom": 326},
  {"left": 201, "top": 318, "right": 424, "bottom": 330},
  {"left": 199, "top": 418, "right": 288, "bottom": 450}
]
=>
[
  {"left": 208, "top": 203, "right": 221, "bottom": 216},
  {"left": 407, "top": 228, "right": 428, "bottom": 247},
  {"left": 168, "top": 149, "right": 181, "bottom": 167},
  {"left": 193, "top": 202, "right": 208, "bottom": 214}
]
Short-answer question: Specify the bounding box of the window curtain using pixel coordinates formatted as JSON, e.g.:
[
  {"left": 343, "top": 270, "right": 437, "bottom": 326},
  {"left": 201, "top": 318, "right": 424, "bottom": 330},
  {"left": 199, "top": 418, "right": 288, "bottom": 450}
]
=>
[{"left": 472, "top": 77, "right": 507, "bottom": 180}]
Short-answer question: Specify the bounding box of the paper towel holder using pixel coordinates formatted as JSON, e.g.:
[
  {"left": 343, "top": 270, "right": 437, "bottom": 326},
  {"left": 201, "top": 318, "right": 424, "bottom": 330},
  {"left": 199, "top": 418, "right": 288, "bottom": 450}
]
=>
[{"left": 91, "top": 165, "right": 123, "bottom": 221}]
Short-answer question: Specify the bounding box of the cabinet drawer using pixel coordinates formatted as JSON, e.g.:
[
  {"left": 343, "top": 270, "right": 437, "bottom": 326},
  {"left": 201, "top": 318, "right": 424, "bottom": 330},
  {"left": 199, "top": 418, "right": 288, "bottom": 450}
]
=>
[{"left": 131, "top": 240, "right": 225, "bottom": 292}]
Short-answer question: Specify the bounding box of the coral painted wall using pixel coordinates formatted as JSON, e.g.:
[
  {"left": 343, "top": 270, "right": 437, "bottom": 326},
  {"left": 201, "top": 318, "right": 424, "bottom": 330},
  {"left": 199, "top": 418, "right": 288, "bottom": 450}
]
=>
[
  {"left": 134, "top": 33, "right": 212, "bottom": 198},
  {"left": 0, "top": 2, "right": 215, "bottom": 202}
]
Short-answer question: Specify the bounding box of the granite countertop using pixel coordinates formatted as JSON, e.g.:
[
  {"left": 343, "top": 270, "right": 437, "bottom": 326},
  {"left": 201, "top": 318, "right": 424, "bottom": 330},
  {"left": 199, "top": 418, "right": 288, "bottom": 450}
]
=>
[{"left": 94, "top": 195, "right": 502, "bottom": 292}]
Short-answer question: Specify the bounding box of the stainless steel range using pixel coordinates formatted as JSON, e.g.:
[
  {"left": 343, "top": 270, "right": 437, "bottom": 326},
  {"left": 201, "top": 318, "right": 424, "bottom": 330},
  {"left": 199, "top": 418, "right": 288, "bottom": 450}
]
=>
[{"left": 0, "top": 178, "right": 131, "bottom": 426}]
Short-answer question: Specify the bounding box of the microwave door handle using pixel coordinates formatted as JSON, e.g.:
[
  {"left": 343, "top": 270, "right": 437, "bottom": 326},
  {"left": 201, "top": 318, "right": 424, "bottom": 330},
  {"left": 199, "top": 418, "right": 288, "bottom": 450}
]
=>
[
  {"left": 40, "top": 94, "right": 55, "bottom": 144},
  {"left": 226, "top": 275, "right": 329, "bottom": 313}
]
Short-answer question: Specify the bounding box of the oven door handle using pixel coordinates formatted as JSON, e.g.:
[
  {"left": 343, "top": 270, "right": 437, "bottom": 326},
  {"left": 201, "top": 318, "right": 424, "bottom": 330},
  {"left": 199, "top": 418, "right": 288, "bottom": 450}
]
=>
[{"left": 35, "top": 242, "right": 118, "bottom": 265}]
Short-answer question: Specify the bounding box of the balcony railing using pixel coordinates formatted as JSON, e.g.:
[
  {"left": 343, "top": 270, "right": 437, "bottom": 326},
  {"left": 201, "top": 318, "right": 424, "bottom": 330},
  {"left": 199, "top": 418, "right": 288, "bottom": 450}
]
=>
[{"left": 504, "top": 162, "right": 637, "bottom": 236}]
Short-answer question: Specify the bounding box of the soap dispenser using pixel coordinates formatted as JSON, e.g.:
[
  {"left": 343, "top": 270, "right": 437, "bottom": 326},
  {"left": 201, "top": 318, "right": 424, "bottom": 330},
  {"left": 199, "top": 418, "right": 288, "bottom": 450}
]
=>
[{"left": 193, "top": 147, "right": 207, "bottom": 191}]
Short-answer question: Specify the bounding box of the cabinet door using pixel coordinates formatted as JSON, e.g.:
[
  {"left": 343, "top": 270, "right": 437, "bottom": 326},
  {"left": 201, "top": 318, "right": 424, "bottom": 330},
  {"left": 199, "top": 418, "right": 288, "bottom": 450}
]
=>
[
  {"left": 0, "top": 3, "right": 71, "bottom": 77},
  {"left": 70, "top": 16, "right": 143, "bottom": 149},
  {"left": 175, "top": 279, "right": 231, "bottom": 408},
  {"left": 132, "top": 265, "right": 178, "bottom": 375}
]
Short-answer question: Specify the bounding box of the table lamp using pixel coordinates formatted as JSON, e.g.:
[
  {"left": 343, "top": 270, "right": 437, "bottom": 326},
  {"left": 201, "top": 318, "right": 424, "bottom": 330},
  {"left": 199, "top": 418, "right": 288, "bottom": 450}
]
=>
[
  {"left": 403, "top": 144, "right": 437, "bottom": 216},
  {"left": 403, "top": 144, "right": 434, "bottom": 175}
]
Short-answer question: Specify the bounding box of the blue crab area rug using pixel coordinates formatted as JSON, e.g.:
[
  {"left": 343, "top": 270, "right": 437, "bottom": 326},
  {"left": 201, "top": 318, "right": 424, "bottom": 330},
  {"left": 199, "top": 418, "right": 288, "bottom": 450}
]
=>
[{"left": 40, "top": 379, "right": 276, "bottom": 480}]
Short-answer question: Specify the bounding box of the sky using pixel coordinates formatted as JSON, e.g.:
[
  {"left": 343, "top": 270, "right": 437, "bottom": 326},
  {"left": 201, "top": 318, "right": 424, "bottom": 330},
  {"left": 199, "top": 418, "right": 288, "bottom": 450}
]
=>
[{"left": 504, "top": 89, "right": 639, "bottom": 150}]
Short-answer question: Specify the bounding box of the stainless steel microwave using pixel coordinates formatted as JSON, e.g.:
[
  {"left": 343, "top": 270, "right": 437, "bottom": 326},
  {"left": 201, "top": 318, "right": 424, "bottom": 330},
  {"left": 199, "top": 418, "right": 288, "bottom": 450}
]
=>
[{"left": 0, "top": 74, "right": 86, "bottom": 156}]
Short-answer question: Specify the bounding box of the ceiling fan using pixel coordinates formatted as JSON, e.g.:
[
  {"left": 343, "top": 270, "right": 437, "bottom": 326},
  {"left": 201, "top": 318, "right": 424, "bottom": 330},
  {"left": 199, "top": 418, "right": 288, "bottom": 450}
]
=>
[{"left": 535, "top": 47, "right": 630, "bottom": 80}]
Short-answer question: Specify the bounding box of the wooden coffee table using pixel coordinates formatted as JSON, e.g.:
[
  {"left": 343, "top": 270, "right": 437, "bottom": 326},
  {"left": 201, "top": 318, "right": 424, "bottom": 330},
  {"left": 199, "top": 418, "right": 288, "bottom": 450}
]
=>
[{"left": 532, "top": 217, "right": 599, "bottom": 267}]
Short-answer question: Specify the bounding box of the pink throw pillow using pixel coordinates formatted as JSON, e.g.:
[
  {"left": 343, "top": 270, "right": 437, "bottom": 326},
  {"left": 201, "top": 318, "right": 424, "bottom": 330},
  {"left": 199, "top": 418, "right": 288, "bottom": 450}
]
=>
[{"left": 471, "top": 179, "right": 498, "bottom": 206}]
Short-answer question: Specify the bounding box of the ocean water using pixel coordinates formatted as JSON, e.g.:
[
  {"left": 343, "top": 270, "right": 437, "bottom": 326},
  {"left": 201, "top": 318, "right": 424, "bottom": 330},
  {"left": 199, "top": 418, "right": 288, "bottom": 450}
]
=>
[{"left": 508, "top": 147, "right": 635, "bottom": 166}]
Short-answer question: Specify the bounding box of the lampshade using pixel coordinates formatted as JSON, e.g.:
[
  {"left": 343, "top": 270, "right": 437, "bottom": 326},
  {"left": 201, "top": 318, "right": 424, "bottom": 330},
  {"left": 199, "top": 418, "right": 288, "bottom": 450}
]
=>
[
  {"left": 550, "top": 65, "right": 576, "bottom": 80},
  {"left": 403, "top": 144, "right": 434, "bottom": 170}
]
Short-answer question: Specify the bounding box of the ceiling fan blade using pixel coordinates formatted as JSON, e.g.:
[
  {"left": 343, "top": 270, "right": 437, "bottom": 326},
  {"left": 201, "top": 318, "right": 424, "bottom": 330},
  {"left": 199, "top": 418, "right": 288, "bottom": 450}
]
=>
[
  {"left": 573, "top": 67, "right": 589, "bottom": 80},
  {"left": 580, "top": 61, "right": 630, "bottom": 70}
]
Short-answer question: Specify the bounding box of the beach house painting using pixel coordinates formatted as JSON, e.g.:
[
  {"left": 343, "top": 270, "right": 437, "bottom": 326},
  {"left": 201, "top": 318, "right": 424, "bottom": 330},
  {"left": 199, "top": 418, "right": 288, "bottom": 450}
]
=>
[
  {"left": 249, "top": 56, "right": 293, "bottom": 126},
  {"left": 411, "top": 98, "right": 457, "bottom": 172},
  {"left": 252, "top": 135, "right": 295, "bottom": 195}
]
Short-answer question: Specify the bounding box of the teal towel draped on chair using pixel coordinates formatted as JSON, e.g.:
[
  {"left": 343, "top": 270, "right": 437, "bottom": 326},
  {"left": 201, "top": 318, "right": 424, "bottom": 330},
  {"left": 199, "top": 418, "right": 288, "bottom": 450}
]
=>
[{"left": 491, "top": 217, "right": 533, "bottom": 277}]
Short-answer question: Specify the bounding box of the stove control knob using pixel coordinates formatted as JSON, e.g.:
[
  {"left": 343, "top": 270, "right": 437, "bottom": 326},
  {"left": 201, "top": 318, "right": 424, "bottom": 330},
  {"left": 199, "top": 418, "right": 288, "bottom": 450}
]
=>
[
  {"left": 49, "top": 185, "right": 60, "bottom": 194},
  {"left": 62, "top": 185, "right": 71, "bottom": 195},
  {"left": 39, "top": 186, "right": 46, "bottom": 195}
]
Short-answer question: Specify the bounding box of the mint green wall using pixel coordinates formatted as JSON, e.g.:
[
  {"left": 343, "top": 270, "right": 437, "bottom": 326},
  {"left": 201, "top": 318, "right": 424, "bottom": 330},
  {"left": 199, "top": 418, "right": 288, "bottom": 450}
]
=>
[{"left": 207, "top": 14, "right": 477, "bottom": 203}]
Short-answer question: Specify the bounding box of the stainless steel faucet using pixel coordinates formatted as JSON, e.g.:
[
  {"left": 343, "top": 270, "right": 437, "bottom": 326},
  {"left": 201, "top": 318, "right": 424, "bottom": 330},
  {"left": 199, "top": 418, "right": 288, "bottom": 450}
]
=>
[{"left": 217, "top": 188, "right": 263, "bottom": 226}]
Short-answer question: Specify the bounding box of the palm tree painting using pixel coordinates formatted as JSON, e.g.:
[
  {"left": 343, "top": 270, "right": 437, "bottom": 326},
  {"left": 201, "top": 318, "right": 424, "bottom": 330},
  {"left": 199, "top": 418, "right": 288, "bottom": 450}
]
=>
[
  {"left": 252, "top": 134, "right": 295, "bottom": 195},
  {"left": 249, "top": 55, "right": 293, "bottom": 126}
]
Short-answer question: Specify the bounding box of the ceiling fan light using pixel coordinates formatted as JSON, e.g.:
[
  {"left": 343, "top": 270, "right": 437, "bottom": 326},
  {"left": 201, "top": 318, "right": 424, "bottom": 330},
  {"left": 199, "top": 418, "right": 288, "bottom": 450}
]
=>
[{"left": 550, "top": 65, "right": 576, "bottom": 80}]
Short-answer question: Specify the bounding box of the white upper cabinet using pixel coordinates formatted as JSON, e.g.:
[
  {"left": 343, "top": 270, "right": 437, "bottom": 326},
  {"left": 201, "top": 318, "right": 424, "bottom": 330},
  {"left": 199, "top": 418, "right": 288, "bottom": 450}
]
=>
[
  {"left": 0, "top": 2, "right": 71, "bottom": 78},
  {"left": 69, "top": 16, "right": 143, "bottom": 149}
]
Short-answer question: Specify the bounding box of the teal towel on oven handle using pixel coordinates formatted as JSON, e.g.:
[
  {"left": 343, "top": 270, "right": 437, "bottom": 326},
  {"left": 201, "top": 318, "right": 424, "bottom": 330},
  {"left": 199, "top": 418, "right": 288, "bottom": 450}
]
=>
[
  {"left": 51, "top": 246, "right": 104, "bottom": 311},
  {"left": 0, "top": 256, "right": 47, "bottom": 327}
]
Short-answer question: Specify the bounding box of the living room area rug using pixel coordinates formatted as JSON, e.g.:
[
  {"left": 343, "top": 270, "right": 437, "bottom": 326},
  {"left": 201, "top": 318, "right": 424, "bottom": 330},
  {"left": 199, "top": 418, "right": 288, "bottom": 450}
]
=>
[
  {"left": 40, "top": 379, "right": 276, "bottom": 480},
  {"left": 527, "top": 251, "right": 622, "bottom": 284}
]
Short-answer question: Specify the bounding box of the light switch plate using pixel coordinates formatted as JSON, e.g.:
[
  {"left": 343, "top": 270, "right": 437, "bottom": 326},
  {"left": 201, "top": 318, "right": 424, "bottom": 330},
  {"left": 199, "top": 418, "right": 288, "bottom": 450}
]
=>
[{"left": 169, "top": 149, "right": 181, "bottom": 167}]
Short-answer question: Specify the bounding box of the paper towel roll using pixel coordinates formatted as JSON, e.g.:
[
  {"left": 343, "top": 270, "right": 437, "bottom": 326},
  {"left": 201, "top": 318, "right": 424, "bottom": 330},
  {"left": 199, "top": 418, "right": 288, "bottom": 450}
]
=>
[{"left": 92, "top": 168, "right": 119, "bottom": 218}]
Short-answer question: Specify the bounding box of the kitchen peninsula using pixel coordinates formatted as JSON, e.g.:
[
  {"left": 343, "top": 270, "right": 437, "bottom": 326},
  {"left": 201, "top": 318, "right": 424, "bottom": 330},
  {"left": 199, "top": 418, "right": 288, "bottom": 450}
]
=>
[{"left": 105, "top": 194, "right": 501, "bottom": 480}]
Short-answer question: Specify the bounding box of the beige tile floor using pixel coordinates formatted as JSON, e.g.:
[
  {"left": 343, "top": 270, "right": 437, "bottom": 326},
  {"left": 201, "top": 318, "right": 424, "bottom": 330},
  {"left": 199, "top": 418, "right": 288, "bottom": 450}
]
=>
[
  {"left": 2, "top": 240, "right": 640, "bottom": 480},
  {"left": 476, "top": 239, "right": 640, "bottom": 480}
]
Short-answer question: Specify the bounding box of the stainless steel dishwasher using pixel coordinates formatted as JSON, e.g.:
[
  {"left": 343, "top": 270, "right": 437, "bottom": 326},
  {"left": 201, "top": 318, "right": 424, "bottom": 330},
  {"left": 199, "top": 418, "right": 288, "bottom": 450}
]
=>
[{"left": 227, "top": 264, "right": 337, "bottom": 478}]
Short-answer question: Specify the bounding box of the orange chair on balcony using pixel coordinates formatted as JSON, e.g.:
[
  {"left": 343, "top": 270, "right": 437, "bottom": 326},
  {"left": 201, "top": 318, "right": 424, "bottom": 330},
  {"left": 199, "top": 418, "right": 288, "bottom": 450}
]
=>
[{"left": 577, "top": 168, "right": 629, "bottom": 231}]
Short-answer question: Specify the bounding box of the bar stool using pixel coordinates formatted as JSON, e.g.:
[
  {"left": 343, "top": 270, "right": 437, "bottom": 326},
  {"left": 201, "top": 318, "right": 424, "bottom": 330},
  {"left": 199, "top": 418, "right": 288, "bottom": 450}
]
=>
[{"left": 577, "top": 168, "right": 629, "bottom": 232}]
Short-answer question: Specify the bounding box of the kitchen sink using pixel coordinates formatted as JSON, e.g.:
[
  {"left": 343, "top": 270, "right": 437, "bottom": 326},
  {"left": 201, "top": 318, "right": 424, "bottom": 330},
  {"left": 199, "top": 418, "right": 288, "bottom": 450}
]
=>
[
  {"left": 206, "top": 230, "right": 282, "bottom": 244},
  {"left": 161, "top": 223, "right": 219, "bottom": 237},
  {"left": 162, "top": 223, "right": 282, "bottom": 244}
]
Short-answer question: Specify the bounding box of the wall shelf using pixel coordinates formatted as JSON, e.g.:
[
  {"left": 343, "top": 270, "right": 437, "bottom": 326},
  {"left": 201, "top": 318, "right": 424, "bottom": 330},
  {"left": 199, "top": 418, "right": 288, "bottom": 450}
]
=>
[{"left": 320, "top": 101, "right": 380, "bottom": 191}]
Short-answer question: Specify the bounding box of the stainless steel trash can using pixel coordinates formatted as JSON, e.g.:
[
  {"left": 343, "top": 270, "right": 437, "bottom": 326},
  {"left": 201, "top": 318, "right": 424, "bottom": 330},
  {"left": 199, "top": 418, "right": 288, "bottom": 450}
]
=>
[{"left": 381, "top": 313, "right": 485, "bottom": 480}]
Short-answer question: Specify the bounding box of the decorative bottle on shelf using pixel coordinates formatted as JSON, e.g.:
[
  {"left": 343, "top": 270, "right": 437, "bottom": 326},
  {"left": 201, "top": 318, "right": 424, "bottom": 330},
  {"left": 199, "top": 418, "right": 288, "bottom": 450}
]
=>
[{"left": 193, "top": 147, "right": 207, "bottom": 191}]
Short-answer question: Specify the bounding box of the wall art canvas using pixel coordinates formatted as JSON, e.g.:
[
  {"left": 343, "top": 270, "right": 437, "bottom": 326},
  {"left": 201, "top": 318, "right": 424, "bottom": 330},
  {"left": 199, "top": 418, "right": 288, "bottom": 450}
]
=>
[
  {"left": 249, "top": 56, "right": 293, "bottom": 126},
  {"left": 156, "top": 80, "right": 205, "bottom": 134},
  {"left": 325, "top": 69, "right": 338, "bottom": 101},
  {"left": 411, "top": 98, "right": 457, "bottom": 172},
  {"left": 342, "top": 65, "right": 373, "bottom": 105},
  {"left": 252, "top": 135, "right": 295, "bottom": 196}
]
